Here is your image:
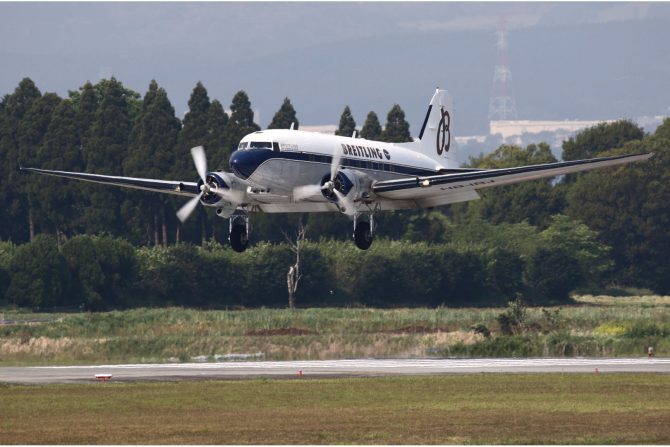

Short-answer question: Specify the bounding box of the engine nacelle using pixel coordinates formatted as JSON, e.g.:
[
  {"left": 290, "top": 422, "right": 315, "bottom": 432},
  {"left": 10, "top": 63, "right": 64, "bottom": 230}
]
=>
[
  {"left": 197, "top": 172, "right": 244, "bottom": 207},
  {"left": 320, "top": 169, "right": 372, "bottom": 203}
]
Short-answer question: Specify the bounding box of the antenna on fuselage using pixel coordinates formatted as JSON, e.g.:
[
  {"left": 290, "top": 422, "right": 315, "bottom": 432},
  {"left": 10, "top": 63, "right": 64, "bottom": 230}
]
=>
[
  {"left": 351, "top": 130, "right": 357, "bottom": 138},
  {"left": 290, "top": 122, "right": 295, "bottom": 130}
]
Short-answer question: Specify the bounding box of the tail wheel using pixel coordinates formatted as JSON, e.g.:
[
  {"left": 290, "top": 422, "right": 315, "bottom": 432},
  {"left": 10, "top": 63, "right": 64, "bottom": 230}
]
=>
[
  {"left": 230, "top": 224, "right": 249, "bottom": 253},
  {"left": 353, "top": 221, "right": 373, "bottom": 250}
]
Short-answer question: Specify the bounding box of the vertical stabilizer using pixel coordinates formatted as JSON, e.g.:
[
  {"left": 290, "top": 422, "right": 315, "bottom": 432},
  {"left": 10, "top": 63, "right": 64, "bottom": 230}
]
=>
[{"left": 406, "top": 89, "right": 456, "bottom": 167}]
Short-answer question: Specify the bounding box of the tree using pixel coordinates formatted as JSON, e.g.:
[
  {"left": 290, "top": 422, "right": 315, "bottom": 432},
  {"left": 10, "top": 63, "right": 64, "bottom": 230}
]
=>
[
  {"left": 654, "top": 117, "right": 670, "bottom": 141},
  {"left": 175, "top": 81, "right": 210, "bottom": 179},
  {"left": 268, "top": 97, "right": 299, "bottom": 130},
  {"left": 451, "top": 143, "right": 563, "bottom": 228},
  {"left": 17, "top": 92, "right": 62, "bottom": 240},
  {"left": 123, "top": 80, "right": 181, "bottom": 246},
  {"left": 562, "top": 120, "right": 644, "bottom": 161},
  {"left": 565, "top": 137, "right": 670, "bottom": 293},
  {"left": 381, "top": 104, "right": 411, "bottom": 143},
  {"left": 0, "top": 78, "right": 42, "bottom": 243},
  {"left": 225, "top": 90, "right": 260, "bottom": 149},
  {"left": 525, "top": 247, "right": 583, "bottom": 303},
  {"left": 360, "top": 111, "right": 382, "bottom": 140},
  {"left": 335, "top": 106, "right": 356, "bottom": 137},
  {"left": 61, "top": 235, "right": 139, "bottom": 310},
  {"left": 538, "top": 214, "right": 612, "bottom": 286},
  {"left": 35, "top": 99, "right": 85, "bottom": 241},
  {"left": 174, "top": 82, "right": 214, "bottom": 245},
  {"left": 81, "top": 77, "right": 135, "bottom": 236},
  {"left": 6, "top": 234, "right": 73, "bottom": 309},
  {"left": 206, "top": 100, "right": 230, "bottom": 171},
  {"left": 284, "top": 222, "right": 307, "bottom": 309}
]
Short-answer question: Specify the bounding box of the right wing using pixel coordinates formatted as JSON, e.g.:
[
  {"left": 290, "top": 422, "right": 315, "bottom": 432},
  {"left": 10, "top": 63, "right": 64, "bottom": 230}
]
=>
[
  {"left": 372, "top": 152, "right": 653, "bottom": 205},
  {"left": 21, "top": 167, "right": 200, "bottom": 197}
]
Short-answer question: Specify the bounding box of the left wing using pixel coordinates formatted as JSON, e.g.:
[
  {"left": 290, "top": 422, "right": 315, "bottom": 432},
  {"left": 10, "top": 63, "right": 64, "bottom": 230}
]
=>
[
  {"left": 21, "top": 167, "right": 200, "bottom": 197},
  {"left": 372, "top": 152, "right": 652, "bottom": 205}
]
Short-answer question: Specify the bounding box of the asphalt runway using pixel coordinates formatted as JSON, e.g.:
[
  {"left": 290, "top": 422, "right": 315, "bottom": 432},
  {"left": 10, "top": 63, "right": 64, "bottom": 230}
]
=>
[{"left": 1, "top": 357, "right": 669, "bottom": 384}]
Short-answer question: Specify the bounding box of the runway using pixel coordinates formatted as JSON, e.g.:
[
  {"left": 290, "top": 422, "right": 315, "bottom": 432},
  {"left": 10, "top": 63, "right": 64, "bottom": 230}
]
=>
[{"left": 1, "top": 357, "right": 669, "bottom": 384}]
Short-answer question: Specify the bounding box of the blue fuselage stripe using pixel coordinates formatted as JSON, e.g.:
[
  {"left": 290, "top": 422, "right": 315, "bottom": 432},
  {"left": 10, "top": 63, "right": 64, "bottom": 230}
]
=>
[{"left": 229, "top": 149, "right": 441, "bottom": 179}]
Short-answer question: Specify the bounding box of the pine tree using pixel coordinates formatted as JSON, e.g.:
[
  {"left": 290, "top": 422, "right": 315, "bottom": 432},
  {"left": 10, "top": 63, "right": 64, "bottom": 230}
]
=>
[
  {"left": 81, "top": 77, "right": 134, "bottom": 236},
  {"left": 207, "top": 100, "right": 230, "bottom": 171},
  {"left": 225, "top": 90, "right": 261, "bottom": 149},
  {"left": 335, "top": 106, "right": 356, "bottom": 137},
  {"left": 360, "top": 111, "right": 382, "bottom": 140},
  {"left": 175, "top": 82, "right": 211, "bottom": 178},
  {"left": 0, "top": 78, "right": 41, "bottom": 242},
  {"left": 381, "top": 104, "right": 411, "bottom": 143},
  {"left": 268, "top": 97, "right": 299, "bottom": 130},
  {"left": 17, "top": 92, "right": 62, "bottom": 240},
  {"left": 124, "top": 80, "right": 181, "bottom": 246},
  {"left": 36, "top": 99, "right": 85, "bottom": 241},
  {"left": 172, "top": 82, "right": 215, "bottom": 244},
  {"left": 74, "top": 81, "right": 99, "bottom": 157}
]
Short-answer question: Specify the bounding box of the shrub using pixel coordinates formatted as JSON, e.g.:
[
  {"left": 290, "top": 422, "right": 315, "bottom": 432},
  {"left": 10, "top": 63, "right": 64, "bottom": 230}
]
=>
[
  {"left": 525, "top": 247, "right": 583, "bottom": 303},
  {"left": 5, "top": 234, "right": 73, "bottom": 309},
  {"left": 61, "top": 235, "right": 139, "bottom": 310}
]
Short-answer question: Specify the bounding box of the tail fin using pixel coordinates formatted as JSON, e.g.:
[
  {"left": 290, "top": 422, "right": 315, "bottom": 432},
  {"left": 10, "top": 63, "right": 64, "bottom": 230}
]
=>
[{"left": 406, "top": 88, "right": 456, "bottom": 166}]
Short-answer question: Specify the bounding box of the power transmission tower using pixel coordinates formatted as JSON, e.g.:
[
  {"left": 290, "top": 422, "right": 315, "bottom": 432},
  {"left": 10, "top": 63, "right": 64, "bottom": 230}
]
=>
[{"left": 488, "top": 17, "right": 518, "bottom": 121}]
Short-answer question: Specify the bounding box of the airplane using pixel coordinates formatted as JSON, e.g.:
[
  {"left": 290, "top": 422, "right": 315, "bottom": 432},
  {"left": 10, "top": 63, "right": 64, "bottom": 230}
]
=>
[{"left": 22, "top": 88, "right": 652, "bottom": 252}]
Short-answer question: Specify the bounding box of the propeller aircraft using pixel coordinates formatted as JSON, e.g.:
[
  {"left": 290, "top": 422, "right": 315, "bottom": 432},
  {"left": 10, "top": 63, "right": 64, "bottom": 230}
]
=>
[{"left": 23, "top": 89, "right": 652, "bottom": 252}]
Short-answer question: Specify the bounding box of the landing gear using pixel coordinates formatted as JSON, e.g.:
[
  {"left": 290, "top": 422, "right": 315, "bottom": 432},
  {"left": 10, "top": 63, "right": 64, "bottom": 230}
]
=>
[
  {"left": 229, "top": 214, "right": 250, "bottom": 253},
  {"left": 353, "top": 213, "right": 375, "bottom": 250}
]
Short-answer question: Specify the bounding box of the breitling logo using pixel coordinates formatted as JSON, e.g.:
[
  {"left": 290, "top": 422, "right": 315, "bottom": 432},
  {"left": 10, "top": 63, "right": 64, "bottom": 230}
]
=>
[
  {"left": 341, "top": 143, "right": 390, "bottom": 161},
  {"left": 436, "top": 108, "right": 451, "bottom": 156}
]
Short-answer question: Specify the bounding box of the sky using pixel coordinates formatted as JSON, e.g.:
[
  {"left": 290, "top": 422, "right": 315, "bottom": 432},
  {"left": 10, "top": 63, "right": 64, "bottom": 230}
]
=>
[{"left": 2, "top": 2, "right": 669, "bottom": 135}]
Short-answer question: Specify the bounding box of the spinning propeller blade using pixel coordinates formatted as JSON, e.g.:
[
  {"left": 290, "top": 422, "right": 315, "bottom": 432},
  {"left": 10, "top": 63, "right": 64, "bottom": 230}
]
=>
[
  {"left": 177, "top": 192, "right": 203, "bottom": 223},
  {"left": 293, "top": 143, "right": 354, "bottom": 216},
  {"left": 191, "top": 146, "right": 207, "bottom": 182}
]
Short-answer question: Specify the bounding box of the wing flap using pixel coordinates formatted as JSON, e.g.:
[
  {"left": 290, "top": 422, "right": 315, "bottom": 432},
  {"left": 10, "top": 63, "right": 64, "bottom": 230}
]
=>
[
  {"left": 21, "top": 167, "right": 200, "bottom": 197},
  {"left": 373, "top": 152, "right": 652, "bottom": 200}
]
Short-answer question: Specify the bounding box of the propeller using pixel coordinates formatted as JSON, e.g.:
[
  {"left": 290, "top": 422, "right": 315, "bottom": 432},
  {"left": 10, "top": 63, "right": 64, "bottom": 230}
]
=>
[
  {"left": 176, "top": 146, "right": 243, "bottom": 223},
  {"left": 292, "top": 144, "right": 356, "bottom": 216}
]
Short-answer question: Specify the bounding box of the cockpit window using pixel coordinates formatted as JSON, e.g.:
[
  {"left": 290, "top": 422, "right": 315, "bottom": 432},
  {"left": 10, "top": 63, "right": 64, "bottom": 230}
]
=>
[
  {"left": 249, "top": 141, "right": 272, "bottom": 149},
  {"left": 238, "top": 142, "right": 248, "bottom": 150}
]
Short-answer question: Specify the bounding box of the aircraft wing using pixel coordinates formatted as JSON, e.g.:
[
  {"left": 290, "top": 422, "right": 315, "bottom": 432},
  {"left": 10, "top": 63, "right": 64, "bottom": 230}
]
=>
[
  {"left": 372, "top": 152, "right": 653, "bottom": 204},
  {"left": 21, "top": 167, "right": 200, "bottom": 197}
]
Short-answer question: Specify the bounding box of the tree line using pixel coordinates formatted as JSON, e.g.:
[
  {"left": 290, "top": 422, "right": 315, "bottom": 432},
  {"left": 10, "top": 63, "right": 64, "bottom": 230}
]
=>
[
  {"left": 1, "top": 76, "right": 670, "bottom": 308},
  {"left": 0, "top": 77, "right": 413, "bottom": 247}
]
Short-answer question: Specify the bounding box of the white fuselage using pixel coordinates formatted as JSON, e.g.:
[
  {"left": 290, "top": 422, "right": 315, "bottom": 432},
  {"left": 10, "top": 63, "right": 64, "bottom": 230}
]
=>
[{"left": 228, "top": 129, "right": 451, "bottom": 212}]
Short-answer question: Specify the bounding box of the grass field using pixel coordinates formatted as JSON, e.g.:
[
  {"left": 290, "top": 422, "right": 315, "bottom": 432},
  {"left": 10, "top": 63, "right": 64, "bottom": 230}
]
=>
[
  {"left": 1, "top": 374, "right": 669, "bottom": 444},
  {"left": 2, "top": 295, "right": 670, "bottom": 365}
]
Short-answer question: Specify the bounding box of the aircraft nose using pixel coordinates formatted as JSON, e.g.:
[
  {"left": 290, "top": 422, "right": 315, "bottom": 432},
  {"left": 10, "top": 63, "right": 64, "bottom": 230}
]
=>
[{"left": 230, "top": 150, "right": 255, "bottom": 180}]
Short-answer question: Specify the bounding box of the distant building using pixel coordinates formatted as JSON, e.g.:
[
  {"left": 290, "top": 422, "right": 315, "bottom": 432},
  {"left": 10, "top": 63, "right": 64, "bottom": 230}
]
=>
[{"left": 489, "top": 119, "right": 616, "bottom": 140}]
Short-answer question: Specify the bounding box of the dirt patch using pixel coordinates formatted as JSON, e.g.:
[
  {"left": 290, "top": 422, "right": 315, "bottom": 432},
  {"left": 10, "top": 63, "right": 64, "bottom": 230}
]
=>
[
  {"left": 245, "top": 327, "right": 317, "bottom": 336},
  {"left": 381, "top": 325, "right": 446, "bottom": 334}
]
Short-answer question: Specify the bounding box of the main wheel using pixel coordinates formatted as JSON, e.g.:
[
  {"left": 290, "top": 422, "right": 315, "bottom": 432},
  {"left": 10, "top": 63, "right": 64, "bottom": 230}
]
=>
[
  {"left": 353, "top": 221, "right": 373, "bottom": 250},
  {"left": 229, "top": 224, "right": 249, "bottom": 253}
]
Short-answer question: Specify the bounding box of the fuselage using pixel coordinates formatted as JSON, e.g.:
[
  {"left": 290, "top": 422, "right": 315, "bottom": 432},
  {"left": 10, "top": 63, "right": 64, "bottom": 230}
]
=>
[{"left": 229, "top": 129, "right": 447, "bottom": 198}]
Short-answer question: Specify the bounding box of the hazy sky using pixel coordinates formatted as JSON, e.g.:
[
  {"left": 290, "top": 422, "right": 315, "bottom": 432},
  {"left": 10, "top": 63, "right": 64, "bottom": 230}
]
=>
[{"left": 2, "top": 2, "right": 669, "bottom": 134}]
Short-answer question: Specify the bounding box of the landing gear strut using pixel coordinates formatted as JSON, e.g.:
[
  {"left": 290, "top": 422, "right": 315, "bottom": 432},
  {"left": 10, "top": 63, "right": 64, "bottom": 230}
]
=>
[
  {"left": 353, "top": 213, "right": 374, "bottom": 250},
  {"left": 229, "top": 214, "right": 250, "bottom": 253}
]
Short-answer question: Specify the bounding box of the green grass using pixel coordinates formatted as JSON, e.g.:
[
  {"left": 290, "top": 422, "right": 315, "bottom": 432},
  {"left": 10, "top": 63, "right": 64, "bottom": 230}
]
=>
[
  {"left": 2, "top": 295, "right": 670, "bottom": 365},
  {"left": 1, "top": 374, "right": 670, "bottom": 444}
]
